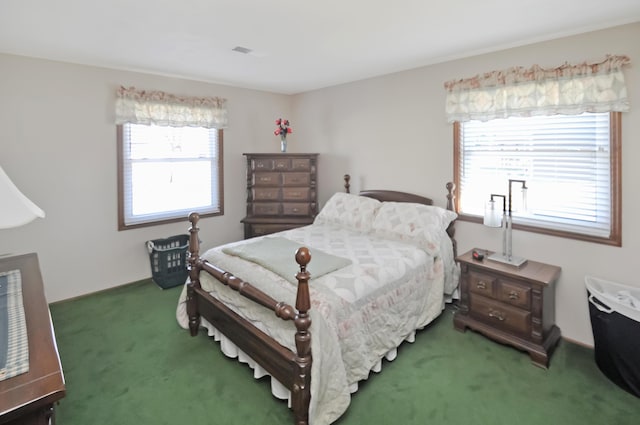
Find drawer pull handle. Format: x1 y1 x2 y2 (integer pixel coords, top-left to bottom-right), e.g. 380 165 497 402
290 191 301 196
260 177 271 182
488 309 505 321
292 208 299 212
476 281 487 290
508 291 519 300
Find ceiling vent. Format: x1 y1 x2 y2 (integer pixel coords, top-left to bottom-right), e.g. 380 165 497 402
232 46 252 54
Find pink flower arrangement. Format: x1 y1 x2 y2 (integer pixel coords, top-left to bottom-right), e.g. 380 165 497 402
274 118 293 140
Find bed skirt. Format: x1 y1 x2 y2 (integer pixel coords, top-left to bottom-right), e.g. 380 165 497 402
176 283 449 416
196 314 417 406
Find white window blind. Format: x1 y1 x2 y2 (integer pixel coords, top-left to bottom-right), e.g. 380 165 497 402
121 123 221 227
458 112 612 238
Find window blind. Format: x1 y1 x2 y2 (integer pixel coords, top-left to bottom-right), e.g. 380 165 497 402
459 112 612 238
122 123 221 226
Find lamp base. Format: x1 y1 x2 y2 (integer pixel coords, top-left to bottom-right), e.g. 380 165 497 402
487 252 528 268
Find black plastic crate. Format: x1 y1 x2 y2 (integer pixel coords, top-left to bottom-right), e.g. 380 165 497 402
146 234 190 289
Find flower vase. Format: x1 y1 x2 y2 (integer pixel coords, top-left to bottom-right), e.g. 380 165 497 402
280 138 287 153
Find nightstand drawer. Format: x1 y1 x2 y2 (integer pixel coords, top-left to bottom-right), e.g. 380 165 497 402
470 294 531 336
469 271 496 297
498 280 531 309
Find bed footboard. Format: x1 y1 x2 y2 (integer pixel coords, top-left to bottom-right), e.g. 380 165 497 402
186 212 312 425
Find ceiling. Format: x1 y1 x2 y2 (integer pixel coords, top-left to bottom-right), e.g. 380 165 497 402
1 0 639 95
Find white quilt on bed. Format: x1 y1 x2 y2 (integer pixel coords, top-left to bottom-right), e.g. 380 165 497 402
176 223 449 425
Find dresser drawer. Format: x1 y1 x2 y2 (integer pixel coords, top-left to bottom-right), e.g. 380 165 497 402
498 279 531 309
253 188 280 201
291 158 311 171
470 294 531 336
253 172 280 186
252 203 280 216
274 158 290 170
250 223 301 237
253 158 274 171
282 173 310 186
283 203 310 216
468 271 496 297
282 187 310 201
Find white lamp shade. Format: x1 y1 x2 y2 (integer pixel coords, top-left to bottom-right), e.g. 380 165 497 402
0 166 45 229
483 199 503 227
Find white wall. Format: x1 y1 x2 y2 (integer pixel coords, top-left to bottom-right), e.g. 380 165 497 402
0 54 291 301
1 23 638 346
292 22 640 346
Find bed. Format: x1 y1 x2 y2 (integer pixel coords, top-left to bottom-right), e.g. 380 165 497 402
176 178 458 425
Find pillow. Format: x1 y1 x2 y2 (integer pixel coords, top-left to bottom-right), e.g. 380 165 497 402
371 202 458 254
373 202 457 229
314 192 381 232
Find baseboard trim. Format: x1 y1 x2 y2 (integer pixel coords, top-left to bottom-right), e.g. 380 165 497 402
49 278 154 306
561 335 594 350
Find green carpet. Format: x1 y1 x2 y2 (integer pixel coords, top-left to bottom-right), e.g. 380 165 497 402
49 280 639 425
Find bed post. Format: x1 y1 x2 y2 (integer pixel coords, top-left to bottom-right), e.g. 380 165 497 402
344 174 350 193
187 212 202 337
292 247 312 425
445 182 457 257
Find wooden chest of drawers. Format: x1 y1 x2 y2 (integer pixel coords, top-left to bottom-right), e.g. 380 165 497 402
241 153 318 239
453 249 561 368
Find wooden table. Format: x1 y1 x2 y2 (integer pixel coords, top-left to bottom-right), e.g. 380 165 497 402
0 253 65 424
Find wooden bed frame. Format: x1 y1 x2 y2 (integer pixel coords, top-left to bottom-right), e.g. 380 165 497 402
185 176 456 425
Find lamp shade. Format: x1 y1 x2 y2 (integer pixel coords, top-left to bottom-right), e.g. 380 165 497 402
483 199 502 227
0 166 45 229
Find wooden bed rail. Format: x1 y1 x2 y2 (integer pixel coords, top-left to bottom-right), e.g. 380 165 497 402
186 212 312 425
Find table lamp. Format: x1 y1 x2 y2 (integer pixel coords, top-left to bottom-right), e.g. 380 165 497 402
0 165 45 230
483 179 527 267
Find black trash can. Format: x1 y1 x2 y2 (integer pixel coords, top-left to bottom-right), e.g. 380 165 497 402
586 275 640 398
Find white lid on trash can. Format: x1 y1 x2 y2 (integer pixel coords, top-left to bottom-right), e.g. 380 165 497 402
585 275 640 323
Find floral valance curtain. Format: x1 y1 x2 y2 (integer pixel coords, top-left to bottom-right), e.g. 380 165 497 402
115 86 228 128
444 55 631 123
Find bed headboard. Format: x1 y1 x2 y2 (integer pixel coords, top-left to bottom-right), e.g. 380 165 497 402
342 174 457 256
343 174 449 207
358 190 433 205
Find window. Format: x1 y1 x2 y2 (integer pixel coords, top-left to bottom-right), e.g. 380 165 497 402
454 112 621 246
117 124 223 229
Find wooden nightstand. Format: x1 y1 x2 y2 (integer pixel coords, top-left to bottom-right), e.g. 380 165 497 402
453 249 561 368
